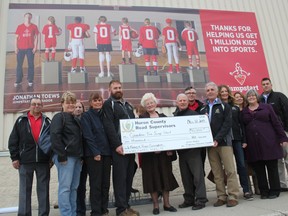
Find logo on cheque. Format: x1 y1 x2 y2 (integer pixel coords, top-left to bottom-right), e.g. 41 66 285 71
121 121 134 132
229 62 251 85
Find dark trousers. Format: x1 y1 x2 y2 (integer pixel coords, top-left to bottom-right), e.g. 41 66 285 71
77 161 88 215
178 148 207 204
232 140 250 193
86 155 111 216
18 163 50 216
112 152 135 215
250 159 281 196
16 48 35 83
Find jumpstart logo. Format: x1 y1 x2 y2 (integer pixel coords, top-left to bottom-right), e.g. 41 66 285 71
229 62 251 85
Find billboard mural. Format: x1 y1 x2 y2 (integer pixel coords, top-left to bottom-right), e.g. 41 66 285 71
4 4 269 112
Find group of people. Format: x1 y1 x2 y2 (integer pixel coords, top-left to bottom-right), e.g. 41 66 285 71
15 12 200 87
8 78 288 216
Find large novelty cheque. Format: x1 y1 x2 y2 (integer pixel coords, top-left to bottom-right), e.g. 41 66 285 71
120 115 214 154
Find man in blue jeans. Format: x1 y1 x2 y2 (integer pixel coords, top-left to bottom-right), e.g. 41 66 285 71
8 98 51 216
15 12 39 87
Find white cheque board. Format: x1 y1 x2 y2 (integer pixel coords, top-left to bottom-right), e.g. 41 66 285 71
120 115 214 154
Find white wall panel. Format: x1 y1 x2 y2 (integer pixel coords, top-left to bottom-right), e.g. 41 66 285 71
1 0 288 150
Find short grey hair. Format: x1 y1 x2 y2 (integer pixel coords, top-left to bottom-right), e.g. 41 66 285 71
246 89 260 103
205 82 218 92
141 93 157 107
176 93 188 101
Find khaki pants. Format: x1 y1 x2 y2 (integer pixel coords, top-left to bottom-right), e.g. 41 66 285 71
208 146 239 201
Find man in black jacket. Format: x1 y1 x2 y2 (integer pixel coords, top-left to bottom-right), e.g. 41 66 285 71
174 94 208 210
8 98 51 216
260 77 288 190
102 80 139 216
184 86 206 174
200 82 239 207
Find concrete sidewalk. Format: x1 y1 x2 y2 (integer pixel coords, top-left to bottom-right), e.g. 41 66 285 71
1 154 288 216
2 192 288 216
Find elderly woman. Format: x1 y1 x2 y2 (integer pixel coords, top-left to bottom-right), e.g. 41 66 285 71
241 89 288 199
218 85 253 200
81 92 111 216
51 91 83 216
140 93 178 215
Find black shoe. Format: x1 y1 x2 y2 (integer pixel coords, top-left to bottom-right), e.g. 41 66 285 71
268 195 278 199
178 202 193 208
146 71 151 76
192 203 205 210
153 208 159 215
153 70 158 76
260 195 268 199
163 205 177 212
131 188 139 193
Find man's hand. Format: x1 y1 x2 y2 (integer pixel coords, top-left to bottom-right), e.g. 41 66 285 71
213 140 218 147
242 143 248 148
116 145 124 155
94 155 101 161
12 160 20 169
32 48 37 54
15 48 19 54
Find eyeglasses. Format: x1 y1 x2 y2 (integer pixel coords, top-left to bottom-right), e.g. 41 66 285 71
31 103 42 106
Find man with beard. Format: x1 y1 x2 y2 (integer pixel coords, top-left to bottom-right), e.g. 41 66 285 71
102 80 139 216
174 94 208 210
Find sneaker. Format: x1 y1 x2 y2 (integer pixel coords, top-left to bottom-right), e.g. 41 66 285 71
197 66 200 69
213 199 226 207
121 60 126 64
14 82 22 87
188 66 193 70
129 59 133 64
107 72 114 77
146 71 151 76
127 208 139 216
71 67 76 73
226 199 238 207
244 192 254 201
98 72 104 77
28 82 33 87
168 70 173 73
153 70 158 76
80 67 86 73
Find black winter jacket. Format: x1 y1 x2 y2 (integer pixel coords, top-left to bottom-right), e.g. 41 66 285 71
102 97 135 150
81 108 111 157
260 90 288 132
51 112 83 162
199 99 232 146
173 108 199 154
230 104 245 142
8 113 51 164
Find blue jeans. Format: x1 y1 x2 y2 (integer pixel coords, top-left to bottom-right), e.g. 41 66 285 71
232 140 250 193
53 155 82 216
16 48 35 83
